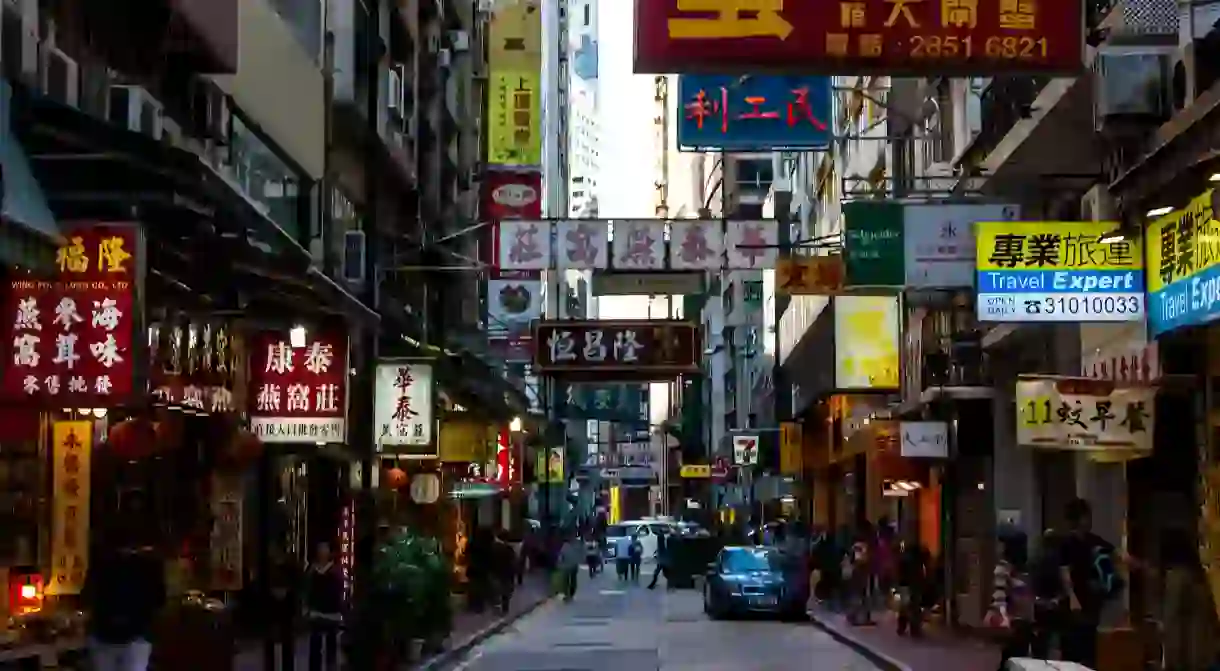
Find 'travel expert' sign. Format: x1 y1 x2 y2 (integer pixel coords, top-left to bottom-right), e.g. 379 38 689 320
975 221 1144 323
634 0 1085 75
1144 189 1220 337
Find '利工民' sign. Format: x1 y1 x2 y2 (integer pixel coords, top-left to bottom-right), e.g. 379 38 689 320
677 75 832 150
974 221 1144 323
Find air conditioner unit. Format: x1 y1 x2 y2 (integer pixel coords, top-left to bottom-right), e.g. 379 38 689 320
1093 45 1173 134
108 85 163 140
438 48 452 68
386 65 404 113
448 30 469 52
41 48 79 108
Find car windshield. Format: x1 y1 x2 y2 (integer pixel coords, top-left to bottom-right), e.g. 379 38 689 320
605 524 627 538
723 548 780 573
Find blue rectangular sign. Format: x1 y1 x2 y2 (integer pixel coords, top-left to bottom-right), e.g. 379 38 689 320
677 75 832 151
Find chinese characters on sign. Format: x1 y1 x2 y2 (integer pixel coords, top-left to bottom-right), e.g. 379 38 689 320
678 75 832 150
611 220 667 270
209 474 243 591
1144 189 1220 337
902 202 1019 288
4 227 139 406
247 332 348 443
634 0 1083 75
775 256 845 295
497 220 553 271
48 421 91 595
487 0 542 165
669 221 724 270
1015 379 1155 454
975 221 1145 323
534 320 700 380
556 220 610 269
373 361 435 455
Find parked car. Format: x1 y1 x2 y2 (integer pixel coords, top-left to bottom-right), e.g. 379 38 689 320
703 546 808 621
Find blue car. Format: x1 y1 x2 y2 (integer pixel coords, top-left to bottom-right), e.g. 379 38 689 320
703 546 808 621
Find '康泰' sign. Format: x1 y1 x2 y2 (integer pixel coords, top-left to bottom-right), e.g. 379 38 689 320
677 75 832 150
248 331 348 443
635 0 1084 76
535 320 700 381
975 221 1144 323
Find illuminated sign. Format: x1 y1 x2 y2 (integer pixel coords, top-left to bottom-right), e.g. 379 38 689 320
1144 189 1220 337
635 0 1084 76
677 75 832 150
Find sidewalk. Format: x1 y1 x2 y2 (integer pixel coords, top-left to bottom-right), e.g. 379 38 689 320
808 605 1001 671
232 573 555 671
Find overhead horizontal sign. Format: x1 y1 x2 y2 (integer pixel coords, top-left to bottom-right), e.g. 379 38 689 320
1144 189 1220 337
535 320 700 381
1016 378 1154 454
975 221 1144 323
677 75 832 150
775 255 844 295
680 464 711 478
592 271 705 296
634 0 1085 76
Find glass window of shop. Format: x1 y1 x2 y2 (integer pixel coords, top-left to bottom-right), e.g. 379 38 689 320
229 114 307 241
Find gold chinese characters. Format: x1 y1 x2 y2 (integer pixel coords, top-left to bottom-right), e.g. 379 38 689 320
56 235 133 274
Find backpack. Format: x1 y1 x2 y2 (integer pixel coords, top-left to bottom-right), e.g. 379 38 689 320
1091 545 1125 600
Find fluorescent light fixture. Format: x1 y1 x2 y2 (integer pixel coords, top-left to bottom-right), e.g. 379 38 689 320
1210 173 1220 182
1097 231 1126 244
289 325 307 348
92 408 107 418
77 409 92 416
1147 206 1173 217
509 416 523 433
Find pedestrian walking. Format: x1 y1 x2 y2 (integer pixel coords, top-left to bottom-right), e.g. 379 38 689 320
628 533 644 581
1058 498 1133 668
584 535 602 577
895 529 930 638
845 523 875 626
991 529 1035 670
304 542 343 671
614 532 632 580
558 533 584 601
83 526 165 671
266 548 302 671
493 531 518 613
647 532 671 590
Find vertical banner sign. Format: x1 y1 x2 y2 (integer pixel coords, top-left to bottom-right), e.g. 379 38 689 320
4 225 140 405
975 221 1144 323
373 361 436 457
834 295 900 389
487 0 542 166
1015 379 1155 453
496 429 516 489
338 499 354 606
481 169 543 361
1144 189 1220 336
780 422 803 475
248 331 348 443
536 446 564 483
49 420 91 595
209 473 244 591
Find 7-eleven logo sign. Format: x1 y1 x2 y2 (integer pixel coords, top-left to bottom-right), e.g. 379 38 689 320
733 435 759 466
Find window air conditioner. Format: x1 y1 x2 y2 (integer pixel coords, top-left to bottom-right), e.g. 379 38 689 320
448 30 469 52
1093 45 1174 134
41 48 79 108
108 85 163 140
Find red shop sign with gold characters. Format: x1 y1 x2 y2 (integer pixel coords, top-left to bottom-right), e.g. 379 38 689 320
3 225 141 406
247 330 349 443
633 0 1084 76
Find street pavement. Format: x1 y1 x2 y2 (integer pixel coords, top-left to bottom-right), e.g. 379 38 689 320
443 568 882 671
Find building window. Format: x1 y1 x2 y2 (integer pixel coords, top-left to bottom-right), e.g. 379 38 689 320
229 113 307 240
583 3 591 26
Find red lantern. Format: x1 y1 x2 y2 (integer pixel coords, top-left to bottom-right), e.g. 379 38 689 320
219 429 263 470
384 467 408 489
107 419 157 460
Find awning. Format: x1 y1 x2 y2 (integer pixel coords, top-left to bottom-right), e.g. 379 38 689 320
0 78 59 269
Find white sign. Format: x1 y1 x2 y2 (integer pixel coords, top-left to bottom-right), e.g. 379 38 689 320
486 278 542 336
1080 324 1160 384
611 220 666 270
373 362 434 449
497 220 552 270
251 417 346 442
900 421 949 458
733 434 759 466
904 203 1018 288
1015 379 1155 452
669 220 724 270
556 219 610 269
725 220 779 269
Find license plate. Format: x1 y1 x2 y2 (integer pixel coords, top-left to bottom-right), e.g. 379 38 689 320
750 595 777 606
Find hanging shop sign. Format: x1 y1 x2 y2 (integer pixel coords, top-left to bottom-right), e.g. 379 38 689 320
248 330 348 443
733 434 759 466
834 295 900 389
373 360 435 456
486 0 541 166
1015 378 1154 453
148 322 238 413
556 219 610 270
775 255 845 295
338 500 354 605
559 383 649 422
780 422 803 475
496 428 520 488
536 446 565 483
677 75 832 150
903 203 1020 288
48 420 91 595
1145 189 1220 337
668 220 723 270
486 277 542 338
680 463 711 478
482 168 542 282
975 221 1144 323
899 421 949 458
209 474 244 591
534 319 700 380
724 220 780 269
610 220 668 270
438 415 494 463
633 0 1085 76
3 225 141 406
844 201 905 286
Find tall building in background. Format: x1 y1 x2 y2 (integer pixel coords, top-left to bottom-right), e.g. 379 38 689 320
567 0 600 218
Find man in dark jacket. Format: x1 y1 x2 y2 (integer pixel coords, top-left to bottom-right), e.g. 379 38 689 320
84 534 166 671
305 542 343 671
267 548 302 671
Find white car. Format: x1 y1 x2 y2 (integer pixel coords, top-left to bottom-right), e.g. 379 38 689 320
606 519 676 560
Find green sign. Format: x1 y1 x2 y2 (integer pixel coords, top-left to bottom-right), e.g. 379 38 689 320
843 201 904 286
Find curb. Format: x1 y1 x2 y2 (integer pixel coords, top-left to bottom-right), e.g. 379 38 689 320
412 592 559 671
807 611 913 671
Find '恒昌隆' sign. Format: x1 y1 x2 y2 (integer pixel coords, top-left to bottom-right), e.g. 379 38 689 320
248 331 348 443
975 221 1144 323
635 0 1085 76
1016 378 1154 454
677 75 832 150
535 320 700 381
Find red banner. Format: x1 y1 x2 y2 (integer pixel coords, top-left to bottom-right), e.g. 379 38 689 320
2 225 139 406
481 169 542 281
635 0 1084 75
247 330 348 443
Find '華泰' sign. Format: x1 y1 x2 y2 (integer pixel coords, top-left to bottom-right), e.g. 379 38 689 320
1143 189 1220 337
248 331 348 443
677 75 832 150
634 0 1084 76
1015 378 1154 454
3 225 140 406
373 360 436 457
975 221 1144 323
535 320 700 381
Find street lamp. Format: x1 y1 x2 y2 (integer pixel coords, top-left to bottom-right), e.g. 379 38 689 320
289 325 307 348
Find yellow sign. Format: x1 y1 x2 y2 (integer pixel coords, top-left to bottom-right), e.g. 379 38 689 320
680 464 711 478
487 0 541 166
49 421 92 596
834 296 900 389
780 422 803 475
1145 189 1219 294
776 256 845 295
536 446 564 483
975 221 1141 272
439 417 494 463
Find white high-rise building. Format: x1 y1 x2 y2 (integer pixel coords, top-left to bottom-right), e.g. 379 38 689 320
566 0 599 218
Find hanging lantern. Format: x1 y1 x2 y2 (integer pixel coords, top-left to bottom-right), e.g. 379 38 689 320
409 472 441 504
219 429 263 470
384 466 409 490
107 418 158 460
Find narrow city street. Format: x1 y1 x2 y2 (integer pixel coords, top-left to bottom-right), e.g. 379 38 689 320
443 568 881 671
